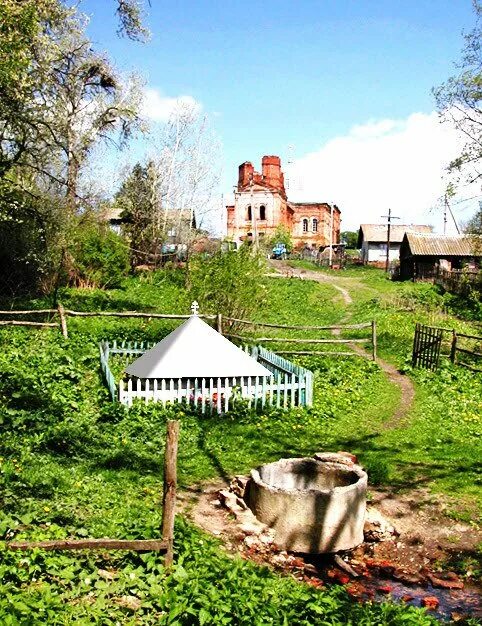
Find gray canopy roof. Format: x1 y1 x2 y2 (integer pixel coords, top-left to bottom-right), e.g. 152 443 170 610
125 315 272 379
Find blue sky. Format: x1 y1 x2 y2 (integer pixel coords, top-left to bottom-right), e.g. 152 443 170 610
81 0 478 231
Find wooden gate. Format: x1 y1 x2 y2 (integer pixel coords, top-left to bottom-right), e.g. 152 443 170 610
412 323 443 370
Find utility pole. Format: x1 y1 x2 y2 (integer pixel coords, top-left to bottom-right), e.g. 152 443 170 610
445 195 460 234
443 194 448 235
249 174 258 249
381 208 400 273
328 203 334 268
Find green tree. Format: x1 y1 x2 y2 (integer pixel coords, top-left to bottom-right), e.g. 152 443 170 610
115 0 149 41
0 0 142 294
38 18 141 211
0 0 64 177
268 224 293 252
189 246 267 325
434 1 482 183
114 162 160 268
69 220 129 288
464 207 482 234
341 230 358 249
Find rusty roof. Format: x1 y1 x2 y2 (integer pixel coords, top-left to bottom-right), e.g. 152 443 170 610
403 232 482 256
358 224 433 245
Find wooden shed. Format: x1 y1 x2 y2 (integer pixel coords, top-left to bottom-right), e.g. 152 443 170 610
399 232 482 281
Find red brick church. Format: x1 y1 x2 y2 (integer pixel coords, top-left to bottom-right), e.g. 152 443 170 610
226 155 340 249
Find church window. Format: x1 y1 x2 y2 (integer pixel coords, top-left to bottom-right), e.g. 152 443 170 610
302 218 308 232
259 205 266 220
312 218 318 232
247 205 252 220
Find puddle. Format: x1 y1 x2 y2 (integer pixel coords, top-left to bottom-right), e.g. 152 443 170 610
303 554 482 621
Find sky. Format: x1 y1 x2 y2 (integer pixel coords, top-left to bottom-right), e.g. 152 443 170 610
80 0 480 233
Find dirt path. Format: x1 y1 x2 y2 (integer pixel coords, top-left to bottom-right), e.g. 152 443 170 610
269 261 414 426
267 263 353 305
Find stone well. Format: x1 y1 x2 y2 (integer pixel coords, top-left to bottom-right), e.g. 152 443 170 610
245 455 367 553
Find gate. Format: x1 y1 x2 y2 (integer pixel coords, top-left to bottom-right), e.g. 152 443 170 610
412 323 443 370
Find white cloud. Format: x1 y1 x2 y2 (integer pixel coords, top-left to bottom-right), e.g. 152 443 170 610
141 88 201 122
288 112 479 232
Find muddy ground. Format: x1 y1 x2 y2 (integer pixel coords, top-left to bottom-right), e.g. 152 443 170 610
179 479 482 622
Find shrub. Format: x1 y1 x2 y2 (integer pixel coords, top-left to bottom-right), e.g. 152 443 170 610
69 223 129 289
188 245 267 323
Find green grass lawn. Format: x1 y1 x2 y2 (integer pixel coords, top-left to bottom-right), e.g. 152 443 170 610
0 267 480 624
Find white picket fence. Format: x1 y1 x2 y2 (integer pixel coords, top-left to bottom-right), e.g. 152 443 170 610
100 341 313 412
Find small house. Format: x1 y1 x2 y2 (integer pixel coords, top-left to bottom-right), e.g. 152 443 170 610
399 232 482 280
357 224 433 265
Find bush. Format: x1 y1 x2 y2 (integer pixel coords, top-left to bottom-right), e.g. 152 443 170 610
69 223 129 289
189 245 267 322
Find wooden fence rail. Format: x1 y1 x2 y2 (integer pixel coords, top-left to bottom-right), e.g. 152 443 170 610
434 268 481 296
65 310 216 320
226 335 368 344
0 307 377 361
223 317 372 331
6 420 179 561
225 319 377 361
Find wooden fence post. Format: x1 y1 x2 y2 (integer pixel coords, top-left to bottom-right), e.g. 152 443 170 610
162 420 180 569
450 330 457 364
371 320 377 362
57 303 68 339
216 313 223 335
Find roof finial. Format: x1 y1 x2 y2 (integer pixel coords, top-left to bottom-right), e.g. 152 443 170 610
191 301 199 316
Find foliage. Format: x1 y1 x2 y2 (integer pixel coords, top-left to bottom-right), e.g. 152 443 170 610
464 207 482 235
268 224 293 252
0 0 143 296
116 0 149 41
33 10 141 212
341 230 358 249
0 179 71 296
69 221 130 289
189 246 268 322
115 162 160 267
0 267 481 622
0 0 64 177
443 288 482 321
115 103 221 269
433 0 482 183
0 518 442 625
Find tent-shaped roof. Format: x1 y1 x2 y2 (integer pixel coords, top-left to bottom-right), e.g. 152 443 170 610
125 315 273 379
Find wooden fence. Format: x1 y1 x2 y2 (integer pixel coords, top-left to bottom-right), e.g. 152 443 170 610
412 323 443 370
0 307 377 361
412 323 482 372
222 317 377 361
433 268 481 296
0 307 215 339
101 341 313 411
6 420 179 566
